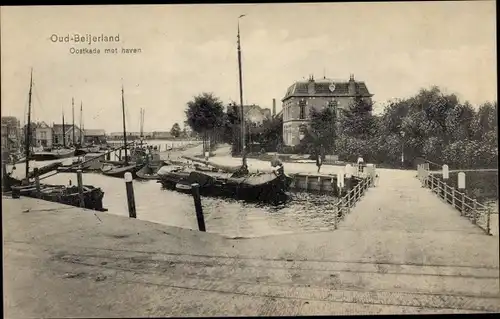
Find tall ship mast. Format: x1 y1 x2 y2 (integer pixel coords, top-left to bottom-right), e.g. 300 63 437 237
72 98 75 146
80 101 84 145
62 109 66 147
237 15 246 160
121 85 128 165
24 68 33 180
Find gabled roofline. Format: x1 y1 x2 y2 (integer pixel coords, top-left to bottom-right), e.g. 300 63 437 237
282 93 374 102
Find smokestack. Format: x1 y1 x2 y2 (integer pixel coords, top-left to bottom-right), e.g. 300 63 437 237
348 73 356 95
272 98 276 116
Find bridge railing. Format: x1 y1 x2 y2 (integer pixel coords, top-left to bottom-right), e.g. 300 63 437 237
417 164 492 235
334 174 373 229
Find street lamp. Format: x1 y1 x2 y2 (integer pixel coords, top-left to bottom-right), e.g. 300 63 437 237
400 130 405 168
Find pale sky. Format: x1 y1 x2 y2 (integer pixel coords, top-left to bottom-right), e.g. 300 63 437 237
1 2 496 133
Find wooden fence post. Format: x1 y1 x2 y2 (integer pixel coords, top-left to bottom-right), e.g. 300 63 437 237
452 188 456 208
124 172 136 218
461 192 465 216
472 199 478 224
77 169 85 208
486 207 491 235
444 183 448 203
191 183 206 232
34 168 40 198
334 199 340 229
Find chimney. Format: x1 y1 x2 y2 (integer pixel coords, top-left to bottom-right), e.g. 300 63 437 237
308 74 316 94
348 74 356 96
272 98 276 116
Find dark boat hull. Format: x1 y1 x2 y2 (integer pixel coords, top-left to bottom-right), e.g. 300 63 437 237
136 161 169 180
158 170 292 204
101 163 145 179
32 150 75 161
10 183 106 211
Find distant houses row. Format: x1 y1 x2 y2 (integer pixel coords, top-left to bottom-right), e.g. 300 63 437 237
1 116 180 152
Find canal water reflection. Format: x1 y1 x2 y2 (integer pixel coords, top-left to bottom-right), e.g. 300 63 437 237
8 160 340 238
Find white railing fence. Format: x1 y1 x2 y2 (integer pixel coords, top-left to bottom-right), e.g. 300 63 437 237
417 164 492 236
334 174 374 229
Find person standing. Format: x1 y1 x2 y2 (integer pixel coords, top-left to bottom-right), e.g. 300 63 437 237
357 155 365 174
316 145 325 173
316 152 322 173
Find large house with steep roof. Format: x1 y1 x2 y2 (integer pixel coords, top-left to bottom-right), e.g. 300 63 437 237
281 74 373 146
34 121 53 148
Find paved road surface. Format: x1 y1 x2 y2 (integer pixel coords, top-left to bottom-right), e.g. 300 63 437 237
3 177 499 318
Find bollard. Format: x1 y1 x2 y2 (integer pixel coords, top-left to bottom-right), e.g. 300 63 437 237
318 176 322 192
34 168 41 198
12 186 20 199
77 169 85 208
124 172 136 218
191 183 206 232
305 176 309 191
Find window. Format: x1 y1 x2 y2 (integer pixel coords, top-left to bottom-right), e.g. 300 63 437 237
299 100 306 119
328 99 338 114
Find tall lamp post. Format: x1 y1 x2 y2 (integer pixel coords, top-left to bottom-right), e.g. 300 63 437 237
400 130 405 168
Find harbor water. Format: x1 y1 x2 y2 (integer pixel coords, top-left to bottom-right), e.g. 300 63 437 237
6 142 340 238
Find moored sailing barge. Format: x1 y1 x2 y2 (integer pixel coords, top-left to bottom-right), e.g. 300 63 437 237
158 168 292 204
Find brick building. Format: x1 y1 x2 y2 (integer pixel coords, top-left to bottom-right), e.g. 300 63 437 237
1 116 21 153
281 74 373 146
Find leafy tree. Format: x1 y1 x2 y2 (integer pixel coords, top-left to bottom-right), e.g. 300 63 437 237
185 93 225 153
170 122 181 138
308 106 337 154
222 103 242 154
472 102 497 140
338 96 375 138
260 116 283 152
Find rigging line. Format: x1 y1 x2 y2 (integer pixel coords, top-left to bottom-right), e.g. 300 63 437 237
32 82 46 124
91 107 106 120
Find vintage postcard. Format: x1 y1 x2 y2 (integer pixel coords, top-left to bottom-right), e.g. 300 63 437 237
1 2 498 317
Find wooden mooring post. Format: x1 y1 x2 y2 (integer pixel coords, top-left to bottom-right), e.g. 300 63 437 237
191 183 206 232
472 199 478 224
486 207 492 235
1 160 7 192
34 167 41 198
124 172 137 218
77 169 85 208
